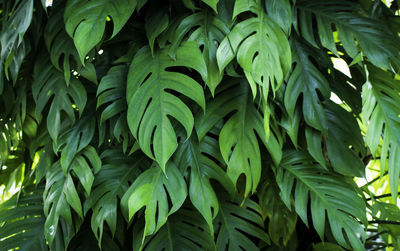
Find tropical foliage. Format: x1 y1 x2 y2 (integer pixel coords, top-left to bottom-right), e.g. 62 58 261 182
0 0 400 250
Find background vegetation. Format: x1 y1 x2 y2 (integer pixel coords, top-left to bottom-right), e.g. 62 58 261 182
0 0 400 250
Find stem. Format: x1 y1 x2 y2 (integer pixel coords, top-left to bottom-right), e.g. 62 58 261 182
369 220 400 225
362 171 388 188
366 231 388 241
366 193 397 201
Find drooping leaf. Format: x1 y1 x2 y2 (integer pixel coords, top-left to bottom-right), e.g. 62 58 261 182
259 174 297 246
325 102 365 177
174 132 234 234
126 42 207 171
296 0 400 69
64 0 140 63
32 56 87 142
284 37 330 132
217 0 291 98
138 205 215 251
84 149 149 246
169 9 230 94
120 162 187 243
44 147 100 245
0 188 47 251
58 115 96 172
362 65 400 199
276 150 367 250
44 2 81 85
214 193 270 250
196 78 282 196
0 0 33 63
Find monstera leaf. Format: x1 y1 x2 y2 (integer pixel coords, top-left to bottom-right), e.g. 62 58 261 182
276 151 367 250
137 205 215 251
196 78 282 196
84 149 149 246
284 38 330 132
44 3 81 85
64 0 142 63
259 174 297 246
362 65 400 199
44 147 101 246
217 0 291 98
169 9 230 94
0 0 33 62
32 57 87 142
0 188 47 251
120 162 187 244
174 132 234 234
296 0 400 69
214 194 270 250
126 42 207 170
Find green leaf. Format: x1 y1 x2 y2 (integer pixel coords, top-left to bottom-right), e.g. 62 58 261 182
217 0 291 98
138 205 215 251
45 3 81 85
64 0 139 63
214 194 270 250
0 0 33 61
277 151 367 250
362 65 400 199
120 162 187 243
169 10 230 94
84 149 149 246
33 57 87 142
145 5 169 55
312 242 344 251
43 147 100 245
259 175 297 246
58 115 96 172
296 0 400 69
44 163 82 246
265 0 293 34
126 42 207 171
325 102 365 177
197 79 282 196
202 0 219 12
0 189 47 251
174 132 234 234
284 38 330 132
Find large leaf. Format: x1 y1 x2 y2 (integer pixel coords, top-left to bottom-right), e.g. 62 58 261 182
43 147 101 246
276 151 367 250
120 162 187 244
0 0 33 62
284 38 330 132
174 132 234 234
64 0 141 63
259 174 297 246
214 194 270 250
325 102 365 177
58 115 96 172
126 42 207 170
32 57 87 142
44 2 81 85
362 65 400 199
169 9 230 94
137 205 215 251
0 188 47 251
296 0 400 69
84 149 149 246
196 78 282 196
217 0 291 98
97 63 136 152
